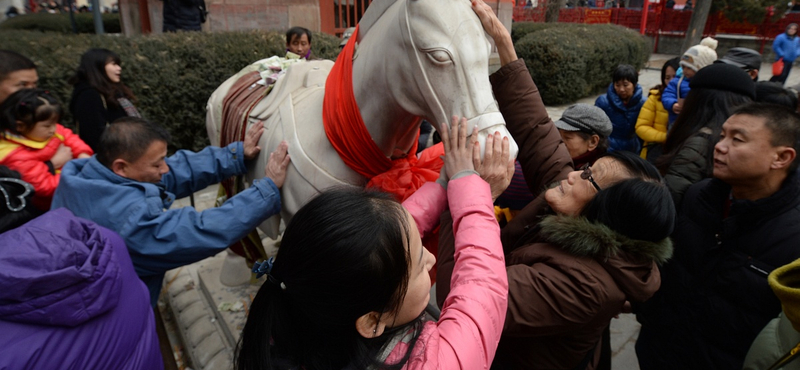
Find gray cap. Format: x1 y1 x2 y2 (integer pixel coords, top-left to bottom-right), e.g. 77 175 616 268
340 27 356 47
554 104 612 137
715 47 762 71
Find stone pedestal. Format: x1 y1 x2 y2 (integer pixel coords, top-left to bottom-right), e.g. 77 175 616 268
162 256 234 370
162 232 279 369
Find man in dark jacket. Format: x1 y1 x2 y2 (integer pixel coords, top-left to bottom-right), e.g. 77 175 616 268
162 0 207 32
636 103 800 369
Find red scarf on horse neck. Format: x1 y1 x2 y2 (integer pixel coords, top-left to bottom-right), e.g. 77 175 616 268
323 25 443 202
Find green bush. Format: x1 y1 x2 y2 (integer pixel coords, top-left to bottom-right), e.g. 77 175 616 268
510 22 572 44
0 30 342 151
514 23 650 105
0 13 121 34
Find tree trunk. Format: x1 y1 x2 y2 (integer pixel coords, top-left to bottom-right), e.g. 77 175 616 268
680 0 712 52
545 0 566 22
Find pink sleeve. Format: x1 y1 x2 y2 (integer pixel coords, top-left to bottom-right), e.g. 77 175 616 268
402 181 447 237
57 124 93 157
432 175 508 369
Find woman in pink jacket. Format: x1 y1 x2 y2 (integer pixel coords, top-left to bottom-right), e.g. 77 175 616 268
235 114 510 370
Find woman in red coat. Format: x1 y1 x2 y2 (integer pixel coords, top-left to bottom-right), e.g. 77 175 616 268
0 88 92 210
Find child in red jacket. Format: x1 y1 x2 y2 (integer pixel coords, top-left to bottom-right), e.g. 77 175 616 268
0 88 92 210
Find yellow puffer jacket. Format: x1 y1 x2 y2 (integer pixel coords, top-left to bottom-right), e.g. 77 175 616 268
635 89 669 159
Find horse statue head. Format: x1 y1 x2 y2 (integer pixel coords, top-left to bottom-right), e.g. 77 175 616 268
351 0 519 159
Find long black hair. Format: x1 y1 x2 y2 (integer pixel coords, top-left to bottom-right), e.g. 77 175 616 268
656 87 752 175
236 188 425 370
68 48 135 108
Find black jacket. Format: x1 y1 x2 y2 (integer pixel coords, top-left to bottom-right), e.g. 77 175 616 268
69 81 128 152
635 176 800 370
162 0 205 32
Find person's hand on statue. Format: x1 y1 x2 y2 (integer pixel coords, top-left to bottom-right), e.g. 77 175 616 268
50 144 73 169
471 0 517 66
474 130 515 201
441 116 478 180
244 121 265 161
265 140 291 189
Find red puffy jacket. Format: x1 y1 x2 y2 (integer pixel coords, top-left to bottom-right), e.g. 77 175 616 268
0 124 93 210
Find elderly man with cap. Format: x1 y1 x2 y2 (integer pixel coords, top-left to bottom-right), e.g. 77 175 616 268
494 104 612 218
555 103 614 169
494 104 613 221
715 47 762 81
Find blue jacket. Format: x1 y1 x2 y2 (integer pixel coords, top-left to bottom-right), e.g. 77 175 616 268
52 143 282 305
773 32 800 63
595 83 645 153
662 75 691 125
0 209 162 370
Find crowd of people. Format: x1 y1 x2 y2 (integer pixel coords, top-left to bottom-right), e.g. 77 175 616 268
3 0 800 369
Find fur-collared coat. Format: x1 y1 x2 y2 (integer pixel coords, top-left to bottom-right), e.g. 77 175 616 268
495 215 672 369
437 59 673 370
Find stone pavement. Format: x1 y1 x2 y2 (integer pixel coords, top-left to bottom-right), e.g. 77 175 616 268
163 53 800 370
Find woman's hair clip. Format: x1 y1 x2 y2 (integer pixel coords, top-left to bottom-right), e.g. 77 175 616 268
252 257 287 290
252 257 275 279
0 177 34 212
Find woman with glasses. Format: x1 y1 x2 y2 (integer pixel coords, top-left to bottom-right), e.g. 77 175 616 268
436 4 676 369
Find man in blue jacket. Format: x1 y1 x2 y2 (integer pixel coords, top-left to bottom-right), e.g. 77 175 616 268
52 117 290 305
771 23 800 85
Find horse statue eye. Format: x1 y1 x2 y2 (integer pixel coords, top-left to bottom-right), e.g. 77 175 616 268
426 50 452 65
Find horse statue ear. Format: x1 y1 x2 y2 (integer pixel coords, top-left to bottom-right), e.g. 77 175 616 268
356 0 399 38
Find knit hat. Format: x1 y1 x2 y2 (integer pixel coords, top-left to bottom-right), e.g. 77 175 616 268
554 104 613 137
689 63 756 99
769 258 800 332
680 37 718 72
715 47 762 71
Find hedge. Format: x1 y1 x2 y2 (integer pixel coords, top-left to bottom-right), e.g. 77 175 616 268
0 23 648 149
0 13 122 34
0 30 342 151
513 22 650 105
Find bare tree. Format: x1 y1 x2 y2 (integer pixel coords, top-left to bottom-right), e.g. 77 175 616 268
680 0 711 52
546 0 567 22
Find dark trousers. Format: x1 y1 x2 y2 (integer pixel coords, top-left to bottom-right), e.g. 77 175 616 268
770 59 793 84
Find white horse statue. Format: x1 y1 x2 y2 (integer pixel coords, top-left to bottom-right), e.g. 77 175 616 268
206 0 519 243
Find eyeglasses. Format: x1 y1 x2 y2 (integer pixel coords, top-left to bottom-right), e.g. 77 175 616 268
580 163 602 192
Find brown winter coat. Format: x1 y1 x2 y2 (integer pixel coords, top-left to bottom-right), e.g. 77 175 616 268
436 59 672 370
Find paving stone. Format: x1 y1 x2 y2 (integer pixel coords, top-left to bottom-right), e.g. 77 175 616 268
186 318 217 348
192 333 228 368
203 350 234 370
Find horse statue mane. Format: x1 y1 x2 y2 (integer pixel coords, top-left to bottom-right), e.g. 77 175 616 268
206 0 518 261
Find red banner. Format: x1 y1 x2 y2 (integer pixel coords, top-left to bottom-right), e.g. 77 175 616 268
584 9 612 24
